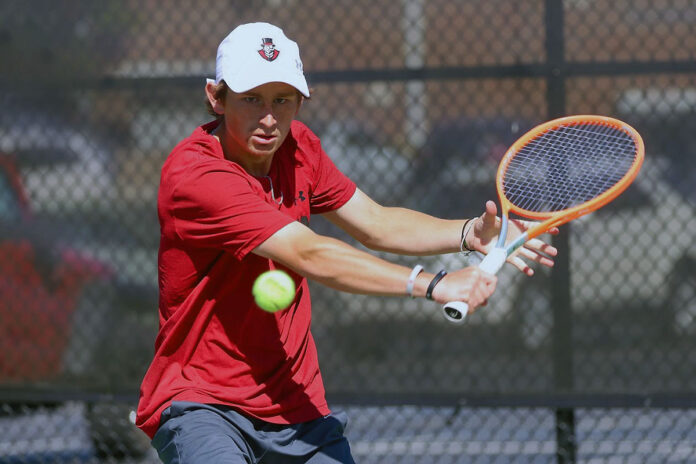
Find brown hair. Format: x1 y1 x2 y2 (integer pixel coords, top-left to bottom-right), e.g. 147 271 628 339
205 81 228 119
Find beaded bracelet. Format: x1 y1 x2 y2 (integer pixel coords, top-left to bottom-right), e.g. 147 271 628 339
460 218 476 254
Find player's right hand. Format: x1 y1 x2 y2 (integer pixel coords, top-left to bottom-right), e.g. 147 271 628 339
430 267 497 312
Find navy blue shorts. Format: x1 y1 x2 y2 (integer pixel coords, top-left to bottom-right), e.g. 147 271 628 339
151 402 355 464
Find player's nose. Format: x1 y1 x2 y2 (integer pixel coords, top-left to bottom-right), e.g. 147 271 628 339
259 112 277 128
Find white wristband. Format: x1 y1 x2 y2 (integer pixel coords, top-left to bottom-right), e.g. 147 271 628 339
406 264 424 298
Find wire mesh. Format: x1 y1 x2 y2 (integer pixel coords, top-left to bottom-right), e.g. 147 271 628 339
0 0 695 462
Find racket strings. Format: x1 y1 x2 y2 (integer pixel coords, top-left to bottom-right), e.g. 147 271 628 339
502 123 638 213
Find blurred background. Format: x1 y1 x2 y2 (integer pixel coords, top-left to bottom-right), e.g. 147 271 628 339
1 0 695 462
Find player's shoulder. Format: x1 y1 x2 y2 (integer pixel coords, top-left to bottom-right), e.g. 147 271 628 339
166 122 229 166
161 122 245 189
168 121 221 158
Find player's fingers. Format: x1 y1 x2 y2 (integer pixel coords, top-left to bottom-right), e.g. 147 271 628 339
475 271 498 303
477 268 498 283
508 255 534 276
515 246 555 268
471 286 495 310
524 238 557 257
480 200 498 228
485 200 498 216
463 270 497 311
518 220 559 237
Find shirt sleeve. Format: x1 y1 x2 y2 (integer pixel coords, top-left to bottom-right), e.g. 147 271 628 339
308 135 357 214
168 162 294 260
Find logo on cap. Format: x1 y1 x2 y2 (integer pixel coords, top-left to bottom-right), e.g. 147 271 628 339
258 38 280 62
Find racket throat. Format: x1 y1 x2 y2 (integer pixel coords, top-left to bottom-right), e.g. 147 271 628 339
495 216 528 255
497 216 509 249
507 233 528 255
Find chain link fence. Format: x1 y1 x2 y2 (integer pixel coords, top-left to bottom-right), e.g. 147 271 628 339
1 0 695 462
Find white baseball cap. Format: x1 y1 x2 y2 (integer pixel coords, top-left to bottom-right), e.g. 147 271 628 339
207 22 310 97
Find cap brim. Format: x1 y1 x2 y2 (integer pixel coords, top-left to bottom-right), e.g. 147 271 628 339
227 75 310 98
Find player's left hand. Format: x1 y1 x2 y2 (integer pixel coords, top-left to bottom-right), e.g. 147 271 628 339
466 200 558 276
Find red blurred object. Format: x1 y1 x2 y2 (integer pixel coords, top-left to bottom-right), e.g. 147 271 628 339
0 154 110 381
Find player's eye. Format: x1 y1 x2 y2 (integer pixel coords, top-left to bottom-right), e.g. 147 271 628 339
243 96 259 104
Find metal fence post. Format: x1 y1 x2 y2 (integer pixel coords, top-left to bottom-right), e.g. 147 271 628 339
545 1 577 463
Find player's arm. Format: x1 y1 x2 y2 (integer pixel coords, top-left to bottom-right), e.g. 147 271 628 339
322 189 557 274
252 221 497 311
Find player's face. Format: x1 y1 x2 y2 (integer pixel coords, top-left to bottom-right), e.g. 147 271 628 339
219 82 301 165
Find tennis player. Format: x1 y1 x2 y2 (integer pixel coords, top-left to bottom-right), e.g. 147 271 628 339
136 22 557 464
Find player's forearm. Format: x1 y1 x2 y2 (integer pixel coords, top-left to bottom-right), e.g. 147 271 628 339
325 190 471 256
355 206 466 256
255 223 434 297
297 235 434 296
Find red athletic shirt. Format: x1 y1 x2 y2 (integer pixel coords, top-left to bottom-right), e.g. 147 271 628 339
136 120 356 439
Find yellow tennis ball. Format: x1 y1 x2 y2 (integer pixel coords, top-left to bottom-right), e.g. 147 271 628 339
252 270 296 313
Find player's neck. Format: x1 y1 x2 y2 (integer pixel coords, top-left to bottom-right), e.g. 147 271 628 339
234 154 273 177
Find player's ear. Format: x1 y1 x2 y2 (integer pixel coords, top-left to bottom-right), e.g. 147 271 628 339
294 91 304 116
205 80 226 115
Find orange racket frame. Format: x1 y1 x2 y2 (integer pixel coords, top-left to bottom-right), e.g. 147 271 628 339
442 115 644 324
498 115 645 241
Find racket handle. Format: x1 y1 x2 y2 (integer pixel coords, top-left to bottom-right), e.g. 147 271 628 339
441 248 508 323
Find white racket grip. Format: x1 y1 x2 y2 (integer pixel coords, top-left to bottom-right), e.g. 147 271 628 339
442 248 508 323
478 247 508 274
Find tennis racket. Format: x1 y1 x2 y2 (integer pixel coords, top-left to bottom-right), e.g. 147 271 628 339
443 115 644 323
